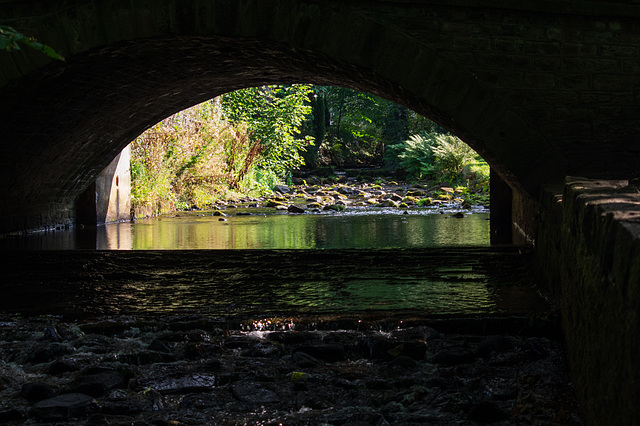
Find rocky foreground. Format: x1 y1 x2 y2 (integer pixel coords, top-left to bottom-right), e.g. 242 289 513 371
0 314 581 425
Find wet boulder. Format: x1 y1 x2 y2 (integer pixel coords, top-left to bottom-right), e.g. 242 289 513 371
26 343 73 364
116 350 178 365
0 408 25 423
292 351 324 368
389 326 439 341
474 335 513 358
30 393 97 422
266 330 319 345
294 344 346 363
287 205 306 214
360 336 427 361
20 382 55 402
66 368 126 397
433 348 475 365
467 401 510 423
138 373 217 395
274 185 291 194
231 381 280 404
47 359 80 375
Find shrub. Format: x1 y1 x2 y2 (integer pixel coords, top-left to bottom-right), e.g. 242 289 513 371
431 134 476 176
397 133 438 178
388 132 480 182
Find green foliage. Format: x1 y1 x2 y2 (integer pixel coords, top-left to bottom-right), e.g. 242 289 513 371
461 159 491 205
397 133 438 178
131 85 314 210
221 85 314 178
431 134 477 177
388 131 480 183
306 86 416 167
417 198 433 207
0 25 64 60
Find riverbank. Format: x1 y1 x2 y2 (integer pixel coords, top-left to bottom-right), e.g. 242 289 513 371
133 175 489 220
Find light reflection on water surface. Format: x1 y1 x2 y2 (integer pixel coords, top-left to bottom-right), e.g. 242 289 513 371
0 209 549 318
101 209 490 250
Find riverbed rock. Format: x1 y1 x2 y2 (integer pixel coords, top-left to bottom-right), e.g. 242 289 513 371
30 393 97 421
360 336 427 361
467 401 510 423
433 348 475 365
337 186 355 195
324 204 345 212
26 342 73 364
0 313 581 425
47 359 80 375
274 185 290 194
475 335 513 358
0 408 25 423
20 382 56 402
292 351 324 368
116 350 178 365
231 381 280 404
139 373 217 394
66 368 125 397
265 200 284 208
389 326 439 341
287 205 306 214
294 344 346 363
381 199 399 208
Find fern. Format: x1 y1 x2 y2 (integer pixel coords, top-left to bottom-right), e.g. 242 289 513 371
431 135 476 175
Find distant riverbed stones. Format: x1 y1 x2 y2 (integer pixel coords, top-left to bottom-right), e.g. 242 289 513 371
220 176 480 215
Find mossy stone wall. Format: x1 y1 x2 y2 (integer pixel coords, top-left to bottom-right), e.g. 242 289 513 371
537 177 640 425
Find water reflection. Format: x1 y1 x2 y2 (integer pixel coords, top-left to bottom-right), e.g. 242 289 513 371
0 210 490 250
111 210 489 250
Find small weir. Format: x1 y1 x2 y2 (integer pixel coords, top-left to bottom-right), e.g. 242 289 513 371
1 247 546 318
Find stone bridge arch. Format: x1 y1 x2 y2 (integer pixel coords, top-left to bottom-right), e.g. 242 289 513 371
0 0 597 234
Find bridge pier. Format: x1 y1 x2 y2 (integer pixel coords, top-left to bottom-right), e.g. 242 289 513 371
76 146 131 227
489 169 513 245
536 177 640 425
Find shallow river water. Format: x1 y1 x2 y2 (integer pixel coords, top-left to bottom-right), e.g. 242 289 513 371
0 209 579 425
3 207 490 250
0 207 549 319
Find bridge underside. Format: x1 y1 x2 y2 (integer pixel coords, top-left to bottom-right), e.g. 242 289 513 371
3 0 640 235
3 1 640 423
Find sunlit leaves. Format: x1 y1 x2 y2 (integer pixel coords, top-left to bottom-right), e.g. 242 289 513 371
0 25 65 60
221 85 314 178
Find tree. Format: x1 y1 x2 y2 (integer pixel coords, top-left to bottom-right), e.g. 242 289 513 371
307 86 414 167
221 85 314 180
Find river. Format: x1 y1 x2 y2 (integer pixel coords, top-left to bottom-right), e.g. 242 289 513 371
1 206 490 250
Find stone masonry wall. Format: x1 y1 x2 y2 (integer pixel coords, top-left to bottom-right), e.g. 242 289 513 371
536 177 640 425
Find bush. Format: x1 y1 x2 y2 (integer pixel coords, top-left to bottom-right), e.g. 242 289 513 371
431 134 476 176
397 133 438 178
387 132 480 182
131 85 314 211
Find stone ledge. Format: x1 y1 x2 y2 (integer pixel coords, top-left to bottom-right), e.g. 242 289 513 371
536 176 640 426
